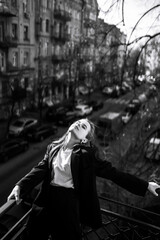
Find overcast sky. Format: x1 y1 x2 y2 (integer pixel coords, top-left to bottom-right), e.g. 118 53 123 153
97 0 160 42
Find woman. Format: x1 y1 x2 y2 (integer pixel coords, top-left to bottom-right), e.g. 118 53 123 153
8 118 160 240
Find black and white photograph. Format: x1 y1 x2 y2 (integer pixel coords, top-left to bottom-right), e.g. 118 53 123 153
1 0 160 239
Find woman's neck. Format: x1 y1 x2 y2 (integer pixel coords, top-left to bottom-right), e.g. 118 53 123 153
64 131 79 150
64 140 78 150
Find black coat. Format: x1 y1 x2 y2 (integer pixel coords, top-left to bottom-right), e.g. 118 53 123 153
17 144 148 229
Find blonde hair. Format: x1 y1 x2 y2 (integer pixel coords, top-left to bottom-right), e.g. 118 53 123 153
52 118 95 147
85 118 95 141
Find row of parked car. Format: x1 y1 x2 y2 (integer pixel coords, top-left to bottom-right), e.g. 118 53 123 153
121 98 141 124
0 117 58 162
121 84 157 124
144 129 160 161
8 117 58 140
0 98 104 163
46 99 104 125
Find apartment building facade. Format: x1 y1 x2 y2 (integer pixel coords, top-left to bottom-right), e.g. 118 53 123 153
0 0 125 119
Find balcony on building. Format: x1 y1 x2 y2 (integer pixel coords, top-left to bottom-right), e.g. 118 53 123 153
5 62 34 74
53 9 71 22
0 1 17 17
0 35 18 49
84 17 96 29
52 53 68 63
51 31 70 43
81 36 95 46
79 54 92 63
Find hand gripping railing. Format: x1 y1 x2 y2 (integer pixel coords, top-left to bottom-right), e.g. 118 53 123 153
1 196 160 240
0 200 32 240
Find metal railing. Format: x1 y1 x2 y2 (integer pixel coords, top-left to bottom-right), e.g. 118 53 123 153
0 196 160 240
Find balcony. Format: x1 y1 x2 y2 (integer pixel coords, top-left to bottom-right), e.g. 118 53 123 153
52 54 68 63
0 3 17 17
84 18 96 29
0 191 160 240
4 63 34 75
0 36 18 49
51 32 70 43
79 55 92 63
54 9 71 22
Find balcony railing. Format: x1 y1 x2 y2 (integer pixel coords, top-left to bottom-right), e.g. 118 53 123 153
52 54 68 63
0 36 18 49
1 193 160 240
51 32 70 42
54 9 71 22
0 1 17 17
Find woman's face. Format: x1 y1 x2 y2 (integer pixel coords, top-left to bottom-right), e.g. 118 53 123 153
68 119 91 141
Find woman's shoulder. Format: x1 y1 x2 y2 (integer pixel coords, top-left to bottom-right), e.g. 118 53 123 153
47 142 61 153
76 143 97 155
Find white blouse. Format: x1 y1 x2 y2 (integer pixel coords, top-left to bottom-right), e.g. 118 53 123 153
50 147 74 189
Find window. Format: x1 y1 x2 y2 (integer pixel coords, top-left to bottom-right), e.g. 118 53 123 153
0 52 5 71
11 0 17 7
40 18 43 31
23 51 29 66
2 81 7 95
47 0 50 8
12 24 18 39
24 77 28 89
12 52 18 66
20 78 25 88
0 23 3 42
23 0 28 13
44 42 49 56
31 0 34 11
24 26 29 40
46 19 49 32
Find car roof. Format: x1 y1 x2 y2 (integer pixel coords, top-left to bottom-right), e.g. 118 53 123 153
13 117 37 122
75 104 89 108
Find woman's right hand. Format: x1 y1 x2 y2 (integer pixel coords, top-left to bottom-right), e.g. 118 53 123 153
7 185 21 204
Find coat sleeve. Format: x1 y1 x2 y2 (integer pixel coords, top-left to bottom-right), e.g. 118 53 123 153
16 144 51 196
93 147 148 197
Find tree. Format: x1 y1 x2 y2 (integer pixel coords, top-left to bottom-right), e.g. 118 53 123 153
96 0 160 210
97 1 160 87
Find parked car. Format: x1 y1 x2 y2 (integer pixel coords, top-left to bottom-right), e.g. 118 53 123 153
127 98 141 115
26 124 58 142
56 111 78 126
9 117 38 137
102 86 115 96
121 111 132 124
43 96 61 107
86 100 104 111
144 130 160 161
74 98 86 105
46 106 69 122
0 138 29 162
78 86 89 95
74 104 93 117
121 103 136 124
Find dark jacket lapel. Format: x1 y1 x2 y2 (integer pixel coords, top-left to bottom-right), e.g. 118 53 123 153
71 147 81 192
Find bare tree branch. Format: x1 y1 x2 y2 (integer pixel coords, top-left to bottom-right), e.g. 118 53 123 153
128 4 160 43
133 32 160 82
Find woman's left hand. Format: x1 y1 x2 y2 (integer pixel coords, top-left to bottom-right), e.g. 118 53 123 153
148 181 160 196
